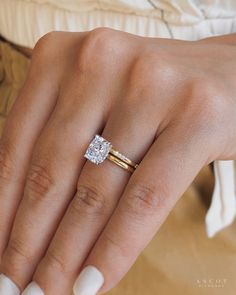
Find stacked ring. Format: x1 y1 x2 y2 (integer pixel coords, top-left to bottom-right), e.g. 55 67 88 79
84 135 139 173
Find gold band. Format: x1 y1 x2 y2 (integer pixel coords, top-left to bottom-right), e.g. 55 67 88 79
107 148 138 173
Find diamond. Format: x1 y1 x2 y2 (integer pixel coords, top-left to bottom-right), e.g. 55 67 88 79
84 135 112 165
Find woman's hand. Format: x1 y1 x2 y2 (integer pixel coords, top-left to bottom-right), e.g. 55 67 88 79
0 28 235 295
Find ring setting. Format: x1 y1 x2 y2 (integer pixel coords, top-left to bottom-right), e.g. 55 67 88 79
84 135 138 173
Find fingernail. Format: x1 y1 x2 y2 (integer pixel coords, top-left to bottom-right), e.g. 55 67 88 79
22 282 44 295
0 274 20 295
73 265 104 295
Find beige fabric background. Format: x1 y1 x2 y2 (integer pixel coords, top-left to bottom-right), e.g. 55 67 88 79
0 40 236 295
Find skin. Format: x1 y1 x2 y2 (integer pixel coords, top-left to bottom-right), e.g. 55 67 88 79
0 28 236 294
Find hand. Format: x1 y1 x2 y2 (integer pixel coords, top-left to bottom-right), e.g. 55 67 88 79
0 28 235 295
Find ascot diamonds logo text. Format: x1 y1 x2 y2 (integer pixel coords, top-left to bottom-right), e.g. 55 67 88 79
196 279 227 288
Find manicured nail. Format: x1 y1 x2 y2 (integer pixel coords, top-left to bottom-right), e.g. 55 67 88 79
73 265 104 295
0 274 20 295
22 282 44 295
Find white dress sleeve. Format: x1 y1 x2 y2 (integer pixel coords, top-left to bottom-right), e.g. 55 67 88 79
206 160 236 237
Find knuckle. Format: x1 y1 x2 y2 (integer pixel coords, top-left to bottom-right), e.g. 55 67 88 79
71 185 107 217
0 140 16 182
124 183 164 216
31 31 64 68
102 232 127 257
84 27 118 56
3 239 33 269
76 27 123 73
33 31 59 55
45 250 70 274
25 162 55 201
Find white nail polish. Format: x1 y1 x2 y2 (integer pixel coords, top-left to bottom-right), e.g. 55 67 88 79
0 274 20 295
73 265 104 295
22 282 44 295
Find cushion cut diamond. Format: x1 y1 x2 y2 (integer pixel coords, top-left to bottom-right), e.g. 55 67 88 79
84 135 112 165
